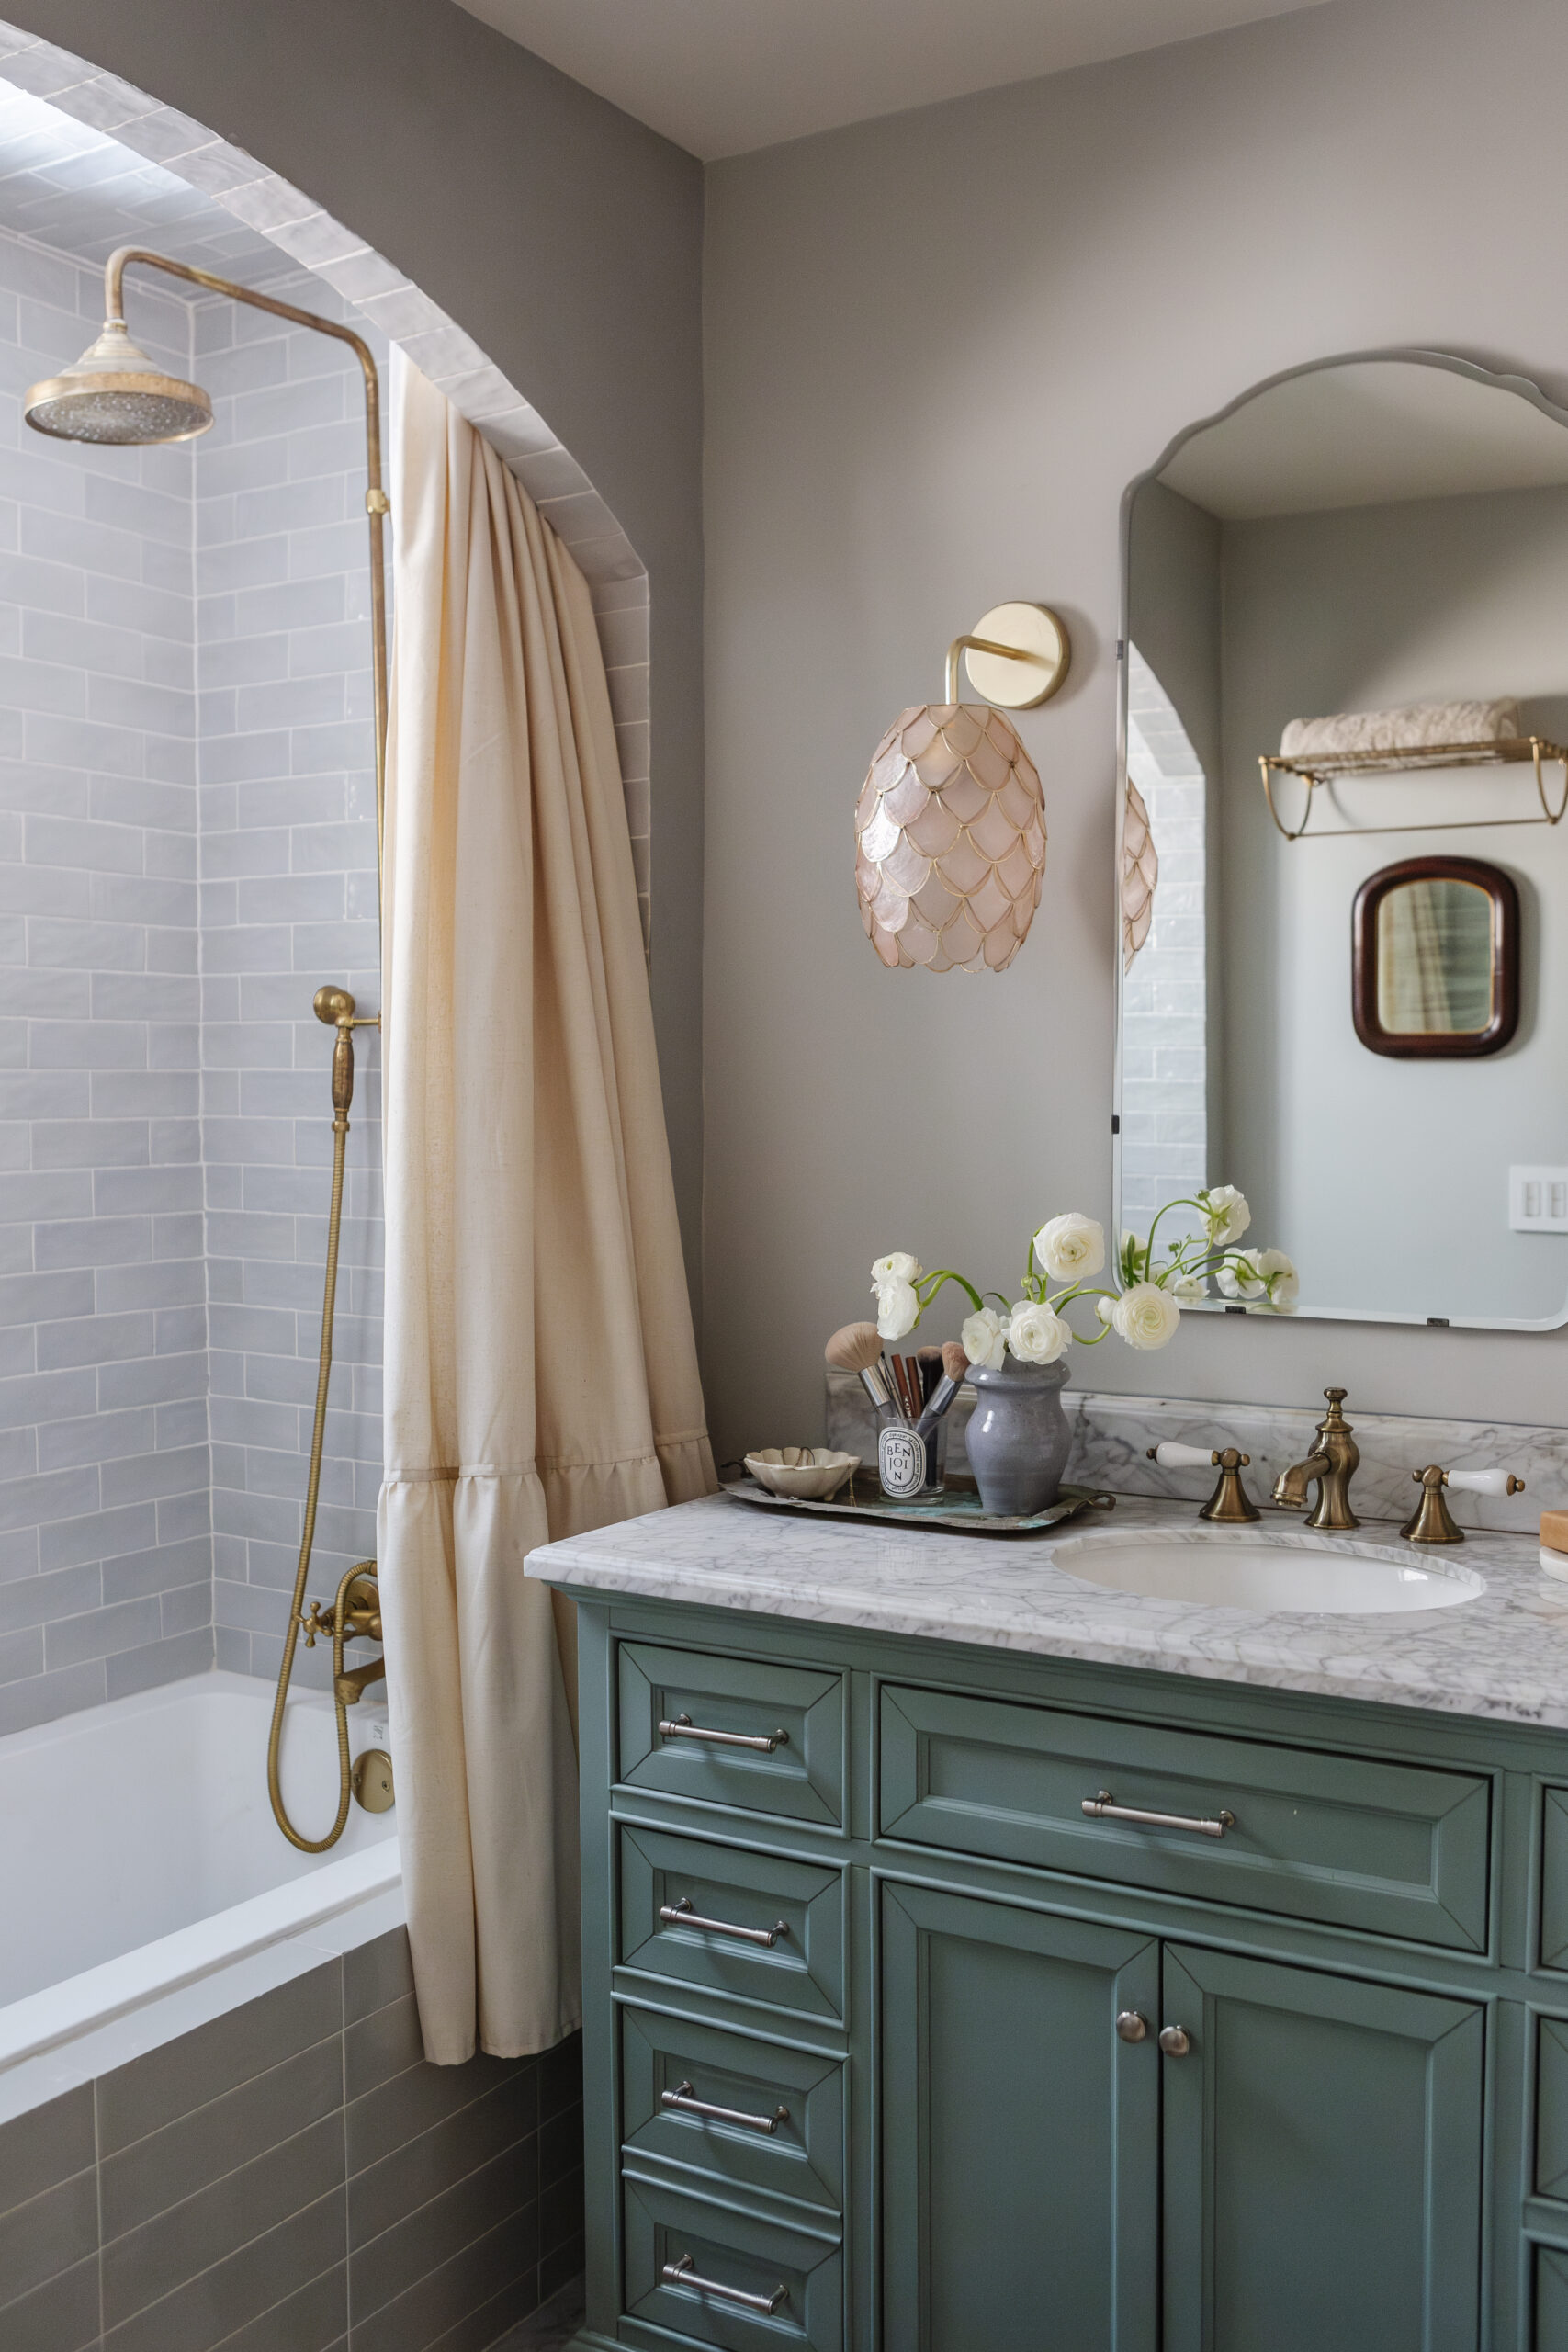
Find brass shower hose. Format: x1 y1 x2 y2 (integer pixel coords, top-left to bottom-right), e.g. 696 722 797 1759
265 990 385 1852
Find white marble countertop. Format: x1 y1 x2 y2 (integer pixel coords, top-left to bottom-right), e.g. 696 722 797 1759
525 1488 1568 1730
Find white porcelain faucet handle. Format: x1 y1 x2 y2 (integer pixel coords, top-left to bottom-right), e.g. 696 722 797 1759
1446 1467 1525 1498
1150 1442 1218 1471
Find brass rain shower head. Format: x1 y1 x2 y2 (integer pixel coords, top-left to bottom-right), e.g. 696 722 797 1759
24 316 213 445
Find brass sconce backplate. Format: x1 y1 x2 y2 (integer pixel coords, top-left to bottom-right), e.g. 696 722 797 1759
962 601 1070 708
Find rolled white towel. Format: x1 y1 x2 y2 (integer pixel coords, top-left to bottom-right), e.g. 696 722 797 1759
1280 698 1521 767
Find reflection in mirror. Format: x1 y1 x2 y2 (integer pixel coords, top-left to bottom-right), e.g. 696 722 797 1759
1353 855 1517 1058
1377 878 1491 1035
1119 355 1568 1326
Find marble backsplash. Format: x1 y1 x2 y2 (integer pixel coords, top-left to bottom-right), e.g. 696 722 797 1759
822 1369 1559 1535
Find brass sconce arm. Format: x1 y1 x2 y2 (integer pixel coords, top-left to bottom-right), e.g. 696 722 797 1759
945 633 1037 701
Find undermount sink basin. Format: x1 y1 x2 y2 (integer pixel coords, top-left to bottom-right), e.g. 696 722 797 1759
1051 1528 1485 1615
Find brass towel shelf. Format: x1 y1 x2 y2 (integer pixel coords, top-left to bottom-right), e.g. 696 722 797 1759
1259 735 1568 842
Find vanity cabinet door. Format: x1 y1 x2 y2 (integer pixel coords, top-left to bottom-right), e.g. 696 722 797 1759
880 1881 1158 2352
1160 1946 1483 2352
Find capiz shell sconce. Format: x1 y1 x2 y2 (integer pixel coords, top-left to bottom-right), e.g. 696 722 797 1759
855 704 1046 972
854 602 1065 974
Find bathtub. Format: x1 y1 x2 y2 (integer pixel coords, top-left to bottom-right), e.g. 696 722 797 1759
0 1669 582 2347
0 1667 399 2075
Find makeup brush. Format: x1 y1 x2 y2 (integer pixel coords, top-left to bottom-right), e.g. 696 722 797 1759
890 1355 914 1418
824 1321 897 1415
917 1340 973 1438
916 1345 943 1406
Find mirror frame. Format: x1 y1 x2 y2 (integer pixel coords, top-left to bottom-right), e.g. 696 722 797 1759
1115 346 1568 1332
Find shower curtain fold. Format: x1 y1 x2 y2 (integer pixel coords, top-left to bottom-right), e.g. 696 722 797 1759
378 354 715 2065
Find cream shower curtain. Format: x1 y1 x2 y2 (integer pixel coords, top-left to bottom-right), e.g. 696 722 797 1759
378 356 716 2065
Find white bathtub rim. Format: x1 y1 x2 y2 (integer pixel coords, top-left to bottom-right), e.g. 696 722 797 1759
0 1666 400 2077
0 1834 402 2075
0 1883 409 2132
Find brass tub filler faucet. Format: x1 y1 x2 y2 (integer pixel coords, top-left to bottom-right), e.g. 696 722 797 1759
24 251 391 1850
1272 1388 1361 1531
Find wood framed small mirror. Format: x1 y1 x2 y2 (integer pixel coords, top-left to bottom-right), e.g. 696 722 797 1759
1351 854 1519 1058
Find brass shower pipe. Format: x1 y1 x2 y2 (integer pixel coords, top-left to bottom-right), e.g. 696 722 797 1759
25 249 389 1852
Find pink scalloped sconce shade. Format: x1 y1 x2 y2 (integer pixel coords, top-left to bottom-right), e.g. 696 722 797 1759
854 703 1047 973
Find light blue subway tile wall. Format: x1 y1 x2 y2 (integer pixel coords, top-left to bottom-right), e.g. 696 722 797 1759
196 274 388 1688
0 222 211 1732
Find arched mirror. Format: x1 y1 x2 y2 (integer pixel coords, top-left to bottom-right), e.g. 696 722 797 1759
1118 352 1568 1327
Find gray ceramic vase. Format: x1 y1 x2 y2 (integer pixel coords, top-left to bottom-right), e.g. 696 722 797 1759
964 1356 1072 1517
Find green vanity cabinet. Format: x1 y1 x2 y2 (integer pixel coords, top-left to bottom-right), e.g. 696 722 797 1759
1159 1946 1483 2352
559 1591 1568 2352
879 1883 1158 2348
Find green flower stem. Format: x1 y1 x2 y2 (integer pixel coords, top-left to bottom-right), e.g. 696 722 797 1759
914 1268 984 1315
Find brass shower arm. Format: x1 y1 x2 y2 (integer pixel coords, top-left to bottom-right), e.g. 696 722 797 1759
103 246 389 897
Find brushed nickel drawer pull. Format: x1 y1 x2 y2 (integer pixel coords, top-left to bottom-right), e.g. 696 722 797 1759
661 2077 790 2133
661 2253 787 2313
1082 1788 1235 1838
659 1895 790 1947
659 1713 789 1752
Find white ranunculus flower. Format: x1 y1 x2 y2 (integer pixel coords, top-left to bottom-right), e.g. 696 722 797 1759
961 1306 1009 1369
1170 1271 1208 1304
871 1251 923 1287
1007 1298 1070 1364
874 1278 920 1340
1111 1281 1182 1351
1216 1249 1267 1302
1096 1296 1115 1325
1203 1185 1251 1247
1032 1212 1105 1283
1256 1247 1298 1307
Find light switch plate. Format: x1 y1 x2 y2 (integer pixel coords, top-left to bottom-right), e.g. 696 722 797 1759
1510 1165 1568 1231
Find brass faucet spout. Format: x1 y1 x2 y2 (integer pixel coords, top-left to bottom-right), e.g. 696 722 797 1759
1272 1451 1329 1510
1273 1388 1361 1532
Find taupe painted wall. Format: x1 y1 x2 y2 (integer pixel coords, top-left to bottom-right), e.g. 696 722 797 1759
703 0 1568 1462
3 0 708 1295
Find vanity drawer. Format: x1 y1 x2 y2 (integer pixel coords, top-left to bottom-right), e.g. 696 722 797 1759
1540 1789 1568 1969
623 2172 842 2350
618 1823 846 2020
879 1683 1491 1950
621 2005 843 2216
1538 2245 1568 2351
618 1641 846 1827
1537 2016 1568 2203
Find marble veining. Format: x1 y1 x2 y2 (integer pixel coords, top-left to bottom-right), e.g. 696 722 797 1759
824 1371 1560 1533
526 1489 1568 1729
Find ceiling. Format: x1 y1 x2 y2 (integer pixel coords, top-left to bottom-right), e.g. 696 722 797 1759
453 0 1327 160
1161 361 1568 520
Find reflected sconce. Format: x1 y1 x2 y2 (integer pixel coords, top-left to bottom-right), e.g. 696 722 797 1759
855 602 1068 972
1121 778 1159 972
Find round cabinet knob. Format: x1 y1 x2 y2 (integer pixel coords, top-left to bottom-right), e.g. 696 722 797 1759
1115 2010 1148 2043
1158 2024 1191 2057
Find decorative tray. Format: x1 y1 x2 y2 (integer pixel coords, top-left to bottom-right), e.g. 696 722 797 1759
722 1472 1117 1540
